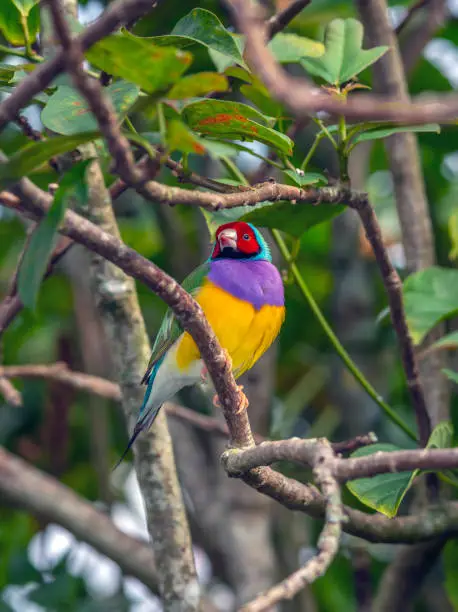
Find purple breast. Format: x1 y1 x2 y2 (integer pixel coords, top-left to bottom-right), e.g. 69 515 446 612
208 259 284 310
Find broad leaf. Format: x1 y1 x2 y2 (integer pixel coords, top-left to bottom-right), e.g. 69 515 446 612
167 72 228 99
268 33 324 63
182 99 293 156
167 120 205 155
403 266 458 345
17 160 92 310
301 18 388 86
86 35 191 94
0 131 99 186
152 9 245 70
41 82 139 135
241 201 345 238
346 443 415 518
283 169 328 187
353 123 440 144
0 0 39 45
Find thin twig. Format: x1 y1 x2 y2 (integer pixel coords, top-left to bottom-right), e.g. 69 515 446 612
396 0 429 35
352 199 431 446
0 377 22 406
0 362 378 452
267 0 312 38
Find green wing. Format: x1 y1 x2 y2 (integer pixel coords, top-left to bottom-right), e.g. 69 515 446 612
141 262 211 384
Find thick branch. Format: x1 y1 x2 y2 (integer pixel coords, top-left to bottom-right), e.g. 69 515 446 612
0 447 158 590
222 438 458 480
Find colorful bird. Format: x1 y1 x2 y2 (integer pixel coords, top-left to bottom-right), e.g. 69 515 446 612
117 221 285 463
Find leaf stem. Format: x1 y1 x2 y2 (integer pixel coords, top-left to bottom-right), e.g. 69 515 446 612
20 15 33 59
314 118 337 149
221 155 246 184
271 228 417 442
300 132 325 171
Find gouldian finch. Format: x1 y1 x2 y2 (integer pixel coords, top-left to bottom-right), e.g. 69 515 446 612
118 221 285 461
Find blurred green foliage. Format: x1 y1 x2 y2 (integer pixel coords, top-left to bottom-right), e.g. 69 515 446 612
1 0 458 610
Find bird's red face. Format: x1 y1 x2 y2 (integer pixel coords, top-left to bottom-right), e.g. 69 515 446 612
211 222 261 260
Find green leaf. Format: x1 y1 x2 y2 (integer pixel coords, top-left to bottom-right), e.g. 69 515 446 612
0 0 39 45
167 72 228 99
241 201 345 238
353 123 440 144
17 160 92 310
182 99 293 156
444 369 458 385
444 540 458 611
346 443 415 518
301 18 388 86
86 35 191 94
427 421 453 449
268 33 324 63
0 131 99 186
403 266 458 345
41 82 139 135
167 120 205 155
283 169 328 187
160 8 245 69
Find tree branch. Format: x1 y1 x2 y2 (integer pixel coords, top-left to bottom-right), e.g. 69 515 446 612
266 0 312 38
225 0 458 123
232 440 342 612
0 447 158 591
222 437 458 480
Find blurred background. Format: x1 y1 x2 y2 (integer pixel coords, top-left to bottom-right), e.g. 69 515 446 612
1 0 458 610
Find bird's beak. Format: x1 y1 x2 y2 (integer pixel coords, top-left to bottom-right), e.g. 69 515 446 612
218 228 238 251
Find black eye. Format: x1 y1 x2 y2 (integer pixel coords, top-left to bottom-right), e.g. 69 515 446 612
242 233 250 240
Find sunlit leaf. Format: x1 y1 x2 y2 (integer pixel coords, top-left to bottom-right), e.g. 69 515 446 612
427 421 453 449
86 35 191 94
346 443 415 518
449 212 458 261
268 33 324 63
403 266 458 345
301 18 388 86
167 72 228 99
182 99 293 155
41 82 139 135
353 123 440 144
0 131 99 186
17 160 92 310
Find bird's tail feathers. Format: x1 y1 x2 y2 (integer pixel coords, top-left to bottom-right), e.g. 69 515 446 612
112 403 163 471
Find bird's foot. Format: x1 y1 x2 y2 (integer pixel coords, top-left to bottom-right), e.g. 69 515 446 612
235 385 249 415
200 365 209 384
212 385 249 415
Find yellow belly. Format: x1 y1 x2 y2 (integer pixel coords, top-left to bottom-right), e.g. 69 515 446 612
175 279 284 377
